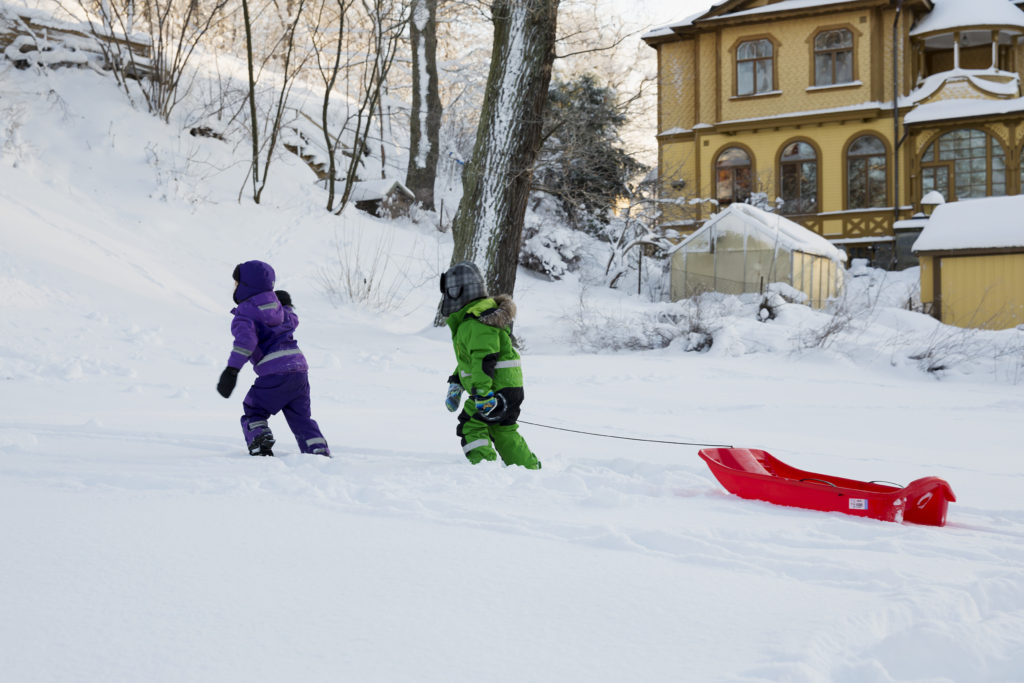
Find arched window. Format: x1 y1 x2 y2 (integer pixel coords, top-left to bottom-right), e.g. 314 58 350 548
780 141 817 214
1019 145 1024 195
921 129 1006 201
715 147 752 206
814 29 853 86
847 135 887 208
737 39 774 96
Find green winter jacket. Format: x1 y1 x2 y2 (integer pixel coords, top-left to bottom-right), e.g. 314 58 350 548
446 295 523 396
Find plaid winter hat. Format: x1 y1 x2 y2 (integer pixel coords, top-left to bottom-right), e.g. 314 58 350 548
440 261 487 315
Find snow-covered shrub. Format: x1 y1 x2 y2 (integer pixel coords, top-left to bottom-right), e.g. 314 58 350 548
519 195 587 280
909 325 987 375
567 290 724 352
520 222 586 280
316 228 409 313
757 281 810 322
568 302 679 352
794 271 860 350
669 293 719 351
908 317 1024 377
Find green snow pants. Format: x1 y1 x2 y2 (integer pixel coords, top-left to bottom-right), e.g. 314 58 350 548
457 390 540 470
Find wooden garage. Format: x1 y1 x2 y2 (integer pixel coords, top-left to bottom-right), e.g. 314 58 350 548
913 196 1024 330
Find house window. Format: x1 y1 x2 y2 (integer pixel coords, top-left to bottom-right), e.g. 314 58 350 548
847 135 887 208
780 141 817 214
814 29 853 86
921 129 1006 201
716 147 752 205
737 39 774 96
1019 145 1024 194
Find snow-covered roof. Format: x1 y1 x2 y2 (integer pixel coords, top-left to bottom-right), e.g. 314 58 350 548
641 7 711 40
910 0 1024 37
904 96 1024 124
670 203 847 261
347 179 415 203
893 217 930 230
702 0 869 22
912 195 1024 252
643 0 865 40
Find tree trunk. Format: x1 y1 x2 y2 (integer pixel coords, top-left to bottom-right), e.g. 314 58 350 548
449 0 558 297
240 0 260 202
405 0 442 211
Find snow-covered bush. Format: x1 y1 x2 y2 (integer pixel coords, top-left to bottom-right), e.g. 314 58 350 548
519 195 587 280
568 290 725 352
908 319 1024 377
316 228 410 313
520 222 586 280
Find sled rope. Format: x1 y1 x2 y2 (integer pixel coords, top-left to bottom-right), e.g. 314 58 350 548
518 420 733 449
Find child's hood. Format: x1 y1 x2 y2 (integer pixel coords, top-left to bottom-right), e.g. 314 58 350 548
448 294 516 332
477 294 516 330
234 260 276 303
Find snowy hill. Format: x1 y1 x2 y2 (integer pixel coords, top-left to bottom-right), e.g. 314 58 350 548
2 54 1024 682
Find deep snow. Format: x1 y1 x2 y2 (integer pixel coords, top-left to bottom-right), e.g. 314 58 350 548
2 51 1024 683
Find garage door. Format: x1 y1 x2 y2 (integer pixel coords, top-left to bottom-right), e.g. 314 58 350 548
940 253 1024 329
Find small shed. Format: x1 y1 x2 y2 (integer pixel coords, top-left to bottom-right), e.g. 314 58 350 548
348 179 416 219
668 203 846 308
912 195 1024 330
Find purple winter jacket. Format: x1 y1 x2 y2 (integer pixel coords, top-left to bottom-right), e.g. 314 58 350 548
227 260 309 376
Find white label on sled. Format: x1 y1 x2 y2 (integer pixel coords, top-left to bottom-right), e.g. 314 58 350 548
849 499 868 510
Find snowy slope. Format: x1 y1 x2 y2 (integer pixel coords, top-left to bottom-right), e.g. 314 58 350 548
2 62 1024 682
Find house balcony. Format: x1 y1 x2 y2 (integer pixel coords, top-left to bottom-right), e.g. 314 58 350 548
911 9 1024 96
909 67 1020 104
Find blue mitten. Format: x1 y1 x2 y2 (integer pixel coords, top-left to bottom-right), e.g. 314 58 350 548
472 391 498 417
445 383 464 412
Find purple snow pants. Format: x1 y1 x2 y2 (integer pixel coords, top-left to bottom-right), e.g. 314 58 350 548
241 372 329 455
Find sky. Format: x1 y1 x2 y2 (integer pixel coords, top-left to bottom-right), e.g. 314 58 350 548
632 0 716 27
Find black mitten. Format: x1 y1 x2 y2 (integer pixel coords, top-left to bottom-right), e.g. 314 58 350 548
275 290 293 308
217 366 239 398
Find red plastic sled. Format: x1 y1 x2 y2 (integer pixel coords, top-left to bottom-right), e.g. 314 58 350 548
698 447 955 526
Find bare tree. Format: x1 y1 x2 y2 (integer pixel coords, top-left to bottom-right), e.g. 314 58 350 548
240 0 309 203
404 0 441 210
73 0 230 121
447 0 559 301
309 0 409 212
307 0 354 211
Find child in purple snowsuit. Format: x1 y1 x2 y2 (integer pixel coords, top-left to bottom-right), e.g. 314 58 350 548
216 260 330 457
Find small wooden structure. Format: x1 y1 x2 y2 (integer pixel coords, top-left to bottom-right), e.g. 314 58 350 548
669 203 846 308
913 196 1024 329
348 179 416 219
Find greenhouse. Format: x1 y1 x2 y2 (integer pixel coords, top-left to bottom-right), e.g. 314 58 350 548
668 203 847 308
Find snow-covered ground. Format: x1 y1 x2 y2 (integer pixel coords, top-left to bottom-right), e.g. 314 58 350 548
2 59 1024 682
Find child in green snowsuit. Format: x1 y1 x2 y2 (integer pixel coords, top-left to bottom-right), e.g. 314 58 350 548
440 261 541 470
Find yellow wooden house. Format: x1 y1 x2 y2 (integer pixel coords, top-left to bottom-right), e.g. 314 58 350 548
643 0 1024 270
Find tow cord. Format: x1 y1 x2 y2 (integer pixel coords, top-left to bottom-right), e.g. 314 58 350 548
518 420 734 449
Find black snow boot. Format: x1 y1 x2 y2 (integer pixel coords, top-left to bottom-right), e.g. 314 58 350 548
249 433 276 457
